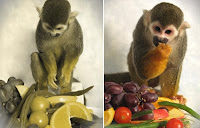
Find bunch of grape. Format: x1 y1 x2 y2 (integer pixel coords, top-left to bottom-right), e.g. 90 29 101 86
104 81 158 119
0 77 24 118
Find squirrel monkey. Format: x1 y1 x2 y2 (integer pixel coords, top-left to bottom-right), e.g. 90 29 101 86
105 2 190 98
128 2 190 97
31 0 83 94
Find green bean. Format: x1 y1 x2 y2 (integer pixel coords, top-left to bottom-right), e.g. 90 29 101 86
158 101 200 120
105 121 167 128
7 83 36 128
61 86 94 96
20 90 55 128
129 121 167 128
132 110 152 119
105 123 136 128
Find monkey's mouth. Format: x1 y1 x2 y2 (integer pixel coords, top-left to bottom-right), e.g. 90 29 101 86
153 36 168 47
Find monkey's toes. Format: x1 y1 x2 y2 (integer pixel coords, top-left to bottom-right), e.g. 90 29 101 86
172 95 187 105
48 80 58 89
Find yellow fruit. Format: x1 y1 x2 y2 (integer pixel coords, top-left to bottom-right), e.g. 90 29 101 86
47 96 77 106
104 107 115 126
15 85 29 98
29 112 49 128
166 108 185 120
88 109 93 114
50 101 92 128
50 104 71 128
152 97 179 110
31 96 50 112
45 125 51 128
66 101 93 121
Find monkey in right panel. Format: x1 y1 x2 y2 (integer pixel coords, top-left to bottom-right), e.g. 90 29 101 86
128 2 190 99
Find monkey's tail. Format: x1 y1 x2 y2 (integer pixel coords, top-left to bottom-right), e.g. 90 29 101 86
104 72 132 84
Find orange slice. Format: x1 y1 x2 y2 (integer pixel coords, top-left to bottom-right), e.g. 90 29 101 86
104 107 115 126
152 97 179 110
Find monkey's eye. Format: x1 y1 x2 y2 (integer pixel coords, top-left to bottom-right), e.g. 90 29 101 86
165 30 172 34
56 27 63 30
46 26 52 30
154 26 161 32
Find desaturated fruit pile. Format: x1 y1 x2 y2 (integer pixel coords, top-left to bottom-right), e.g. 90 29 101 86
105 81 158 118
0 77 101 128
0 77 24 126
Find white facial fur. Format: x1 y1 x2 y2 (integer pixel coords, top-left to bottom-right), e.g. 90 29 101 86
42 22 68 37
149 21 178 43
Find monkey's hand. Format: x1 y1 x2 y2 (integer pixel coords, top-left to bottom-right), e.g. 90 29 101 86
139 43 172 79
47 73 58 89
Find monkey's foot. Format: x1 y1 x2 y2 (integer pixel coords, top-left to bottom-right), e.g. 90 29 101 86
37 83 48 90
171 95 187 105
59 74 71 86
60 86 71 94
47 74 58 89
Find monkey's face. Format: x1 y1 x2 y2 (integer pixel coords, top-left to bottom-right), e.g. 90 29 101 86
42 23 68 37
149 21 178 46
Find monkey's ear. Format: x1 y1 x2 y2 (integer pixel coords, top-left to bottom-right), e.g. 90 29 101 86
68 11 79 24
143 10 151 27
179 21 190 36
36 7 42 19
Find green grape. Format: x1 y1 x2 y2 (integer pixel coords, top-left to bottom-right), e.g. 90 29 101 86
0 80 6 87
30 96 50 112
0 88 10 102
7 77 16 83
6 100 16 113
3 83 14 97
8 79 24 86
29 112 49 128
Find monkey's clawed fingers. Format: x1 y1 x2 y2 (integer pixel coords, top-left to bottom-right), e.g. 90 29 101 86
47 75 58 89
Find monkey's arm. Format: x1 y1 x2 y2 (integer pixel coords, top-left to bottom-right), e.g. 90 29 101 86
40 51 58 89
137 44 172 80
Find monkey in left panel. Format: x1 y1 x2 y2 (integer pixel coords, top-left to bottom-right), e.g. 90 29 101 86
31 0 83 94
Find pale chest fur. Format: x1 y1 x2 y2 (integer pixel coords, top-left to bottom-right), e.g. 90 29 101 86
38 31 72 61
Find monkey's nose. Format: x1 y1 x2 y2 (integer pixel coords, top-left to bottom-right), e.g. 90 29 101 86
55 33 60 37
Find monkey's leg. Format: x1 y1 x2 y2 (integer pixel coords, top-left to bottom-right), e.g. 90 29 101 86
31 52 48 90
159 65 182 98
59 56 79 94
40 52 58 89
127 48 148 85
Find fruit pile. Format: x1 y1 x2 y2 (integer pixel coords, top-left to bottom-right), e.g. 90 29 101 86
104 81 200 128
0 77 24 126
0 77 100 128
105 81 158 116
25 95 93 128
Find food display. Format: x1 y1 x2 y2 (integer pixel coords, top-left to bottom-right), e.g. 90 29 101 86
0 77 102 128
104 81 200 128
